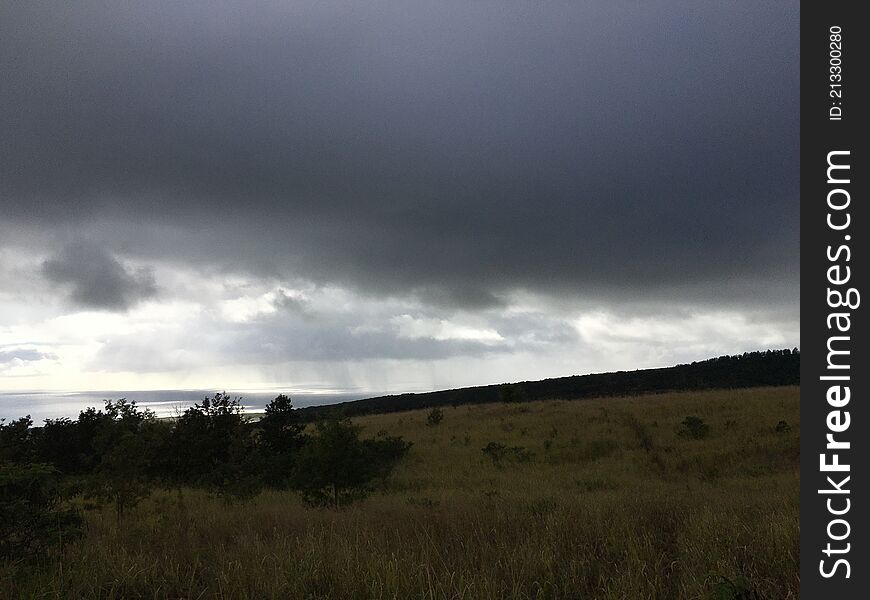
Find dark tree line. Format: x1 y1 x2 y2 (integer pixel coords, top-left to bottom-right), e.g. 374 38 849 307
0 394 411 560
296 349 800 420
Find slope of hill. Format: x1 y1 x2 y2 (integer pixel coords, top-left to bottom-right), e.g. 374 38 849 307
297 349 799 420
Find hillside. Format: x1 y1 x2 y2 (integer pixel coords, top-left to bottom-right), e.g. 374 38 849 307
297 349 799 420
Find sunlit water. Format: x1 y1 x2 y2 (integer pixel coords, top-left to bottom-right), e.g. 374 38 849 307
0 388 372 422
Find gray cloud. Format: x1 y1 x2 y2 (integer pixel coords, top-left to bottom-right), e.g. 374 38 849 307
42 241 157 310
0 348 56 364
273 290 313 317
89 315 509 373
0 1 799 312
86 298 583 372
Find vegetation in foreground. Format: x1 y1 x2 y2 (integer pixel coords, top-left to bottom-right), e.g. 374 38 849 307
1 387 799 599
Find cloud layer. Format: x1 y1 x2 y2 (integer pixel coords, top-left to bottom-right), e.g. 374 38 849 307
42 241 158 310
0 2 799 394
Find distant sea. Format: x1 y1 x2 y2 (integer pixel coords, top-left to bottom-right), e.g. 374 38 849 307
0 388 372 422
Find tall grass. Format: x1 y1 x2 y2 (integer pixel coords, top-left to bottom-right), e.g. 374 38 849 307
3 387 799 599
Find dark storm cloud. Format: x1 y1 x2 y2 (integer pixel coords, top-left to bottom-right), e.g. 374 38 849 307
42 241 157 310
0 1 799 308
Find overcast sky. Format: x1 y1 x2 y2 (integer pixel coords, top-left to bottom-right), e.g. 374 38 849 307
0 1 799 397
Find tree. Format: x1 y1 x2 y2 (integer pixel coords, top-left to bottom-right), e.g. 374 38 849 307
85 399 157 521
170 393 262 499
260 394 305 452
258 394 305 487
32 417 85 475
0 416 33 464
293 419 411 508
171 393 244 481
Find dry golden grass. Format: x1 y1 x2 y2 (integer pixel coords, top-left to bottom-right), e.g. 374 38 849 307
5 387 799 599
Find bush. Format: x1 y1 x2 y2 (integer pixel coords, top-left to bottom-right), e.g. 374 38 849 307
293 419 411 507
482 442 532 466
0 463 81 561
679 416 710 440
426 407 444 427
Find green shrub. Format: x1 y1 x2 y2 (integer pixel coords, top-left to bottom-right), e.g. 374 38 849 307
679 416 710 440
425 407 444 427
482 442 532 466
0 417 34 464
0 463 81 561
293 419 411 507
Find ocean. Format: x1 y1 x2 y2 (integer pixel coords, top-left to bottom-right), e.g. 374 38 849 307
0 388 370 422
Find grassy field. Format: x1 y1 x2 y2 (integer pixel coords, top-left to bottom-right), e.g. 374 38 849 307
5 387 799 599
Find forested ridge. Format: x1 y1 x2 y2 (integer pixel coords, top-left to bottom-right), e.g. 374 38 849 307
297 349 800 420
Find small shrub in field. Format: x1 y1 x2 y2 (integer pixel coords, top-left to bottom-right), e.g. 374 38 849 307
511 446 533 462
406 496 439 509
482 442 508 465
679 416 710 440
482 442 532 466
426 407 444 427
775 420 791 433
